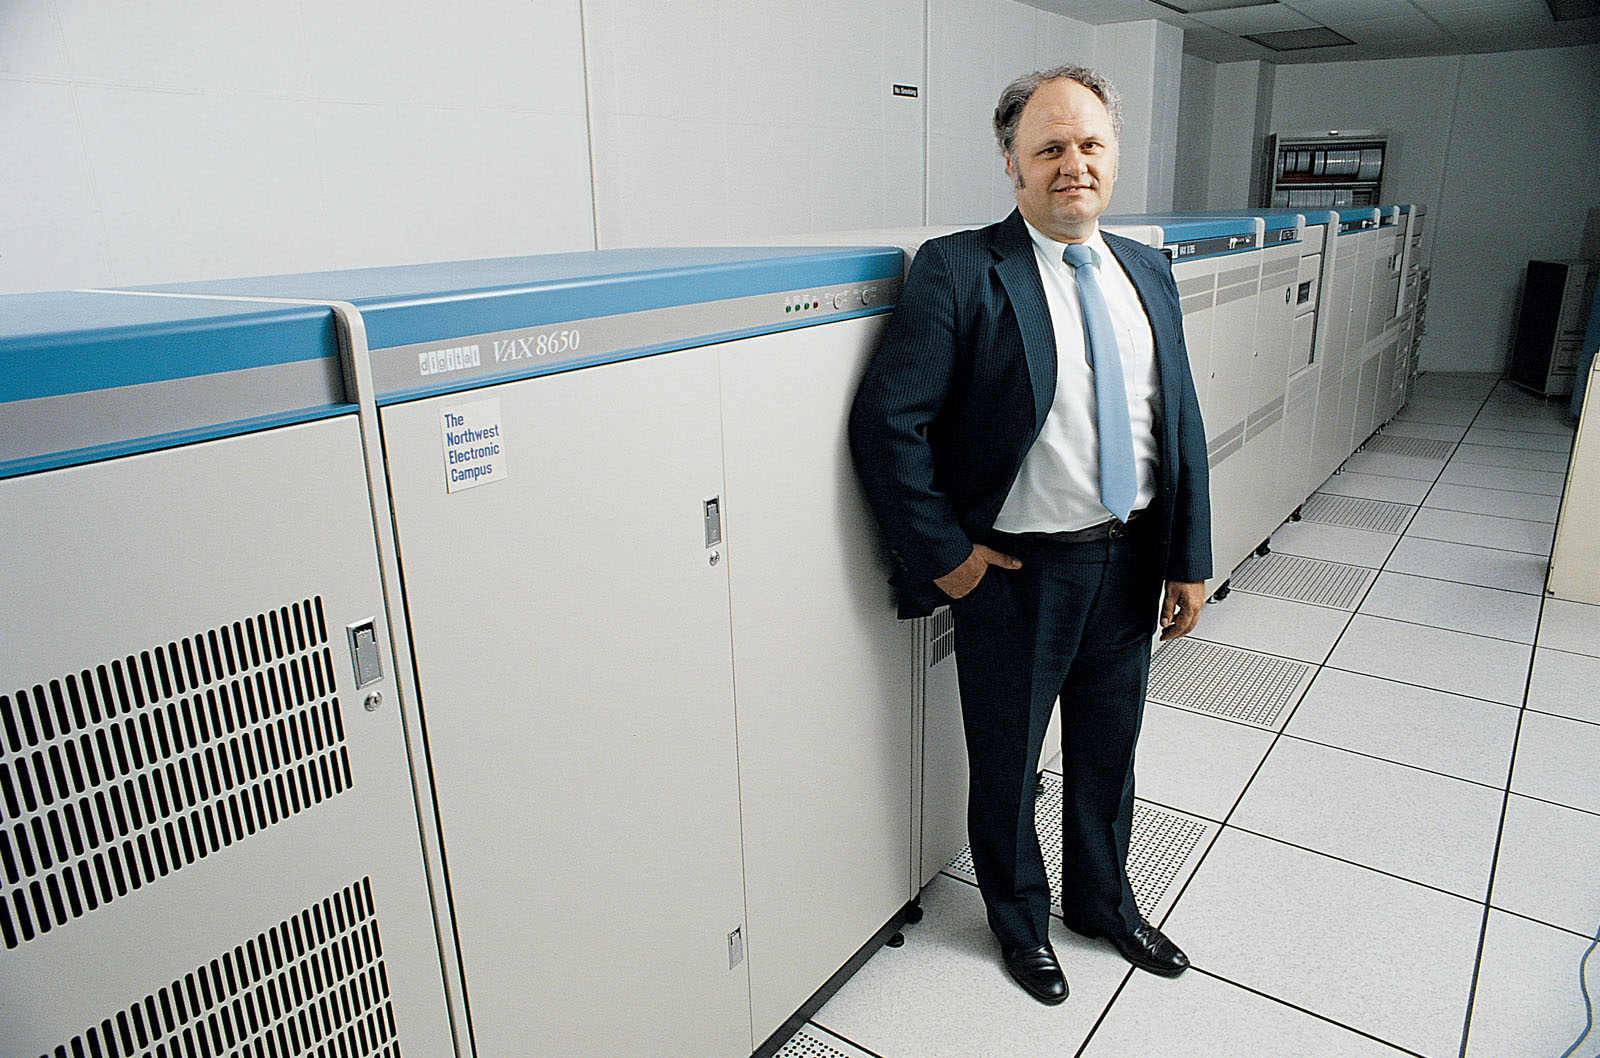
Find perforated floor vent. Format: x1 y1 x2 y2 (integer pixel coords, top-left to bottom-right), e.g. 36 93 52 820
1365 435 1457 460
774 1025 875 1058
1 598 352 949
1300 492 1415 534
1147 638 1310 728
1229 552 1374 610
943 774 1210 919
42 876 398 1058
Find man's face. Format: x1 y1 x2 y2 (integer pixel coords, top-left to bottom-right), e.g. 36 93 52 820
1005 78 1118 244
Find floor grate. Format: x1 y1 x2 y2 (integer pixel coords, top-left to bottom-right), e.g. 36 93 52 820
774 1025 875 1058
1229 551 1374 610
1146 638 1310 728
1300 492 1415 534
943 775 1210 919
1365 434 1457 460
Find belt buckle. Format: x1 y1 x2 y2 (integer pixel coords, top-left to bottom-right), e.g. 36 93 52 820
1107 519 1126 540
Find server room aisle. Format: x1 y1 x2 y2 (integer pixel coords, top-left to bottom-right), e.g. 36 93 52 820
774 373 1598 1058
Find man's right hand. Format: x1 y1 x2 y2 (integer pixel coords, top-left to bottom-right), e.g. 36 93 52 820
934 543 1023 600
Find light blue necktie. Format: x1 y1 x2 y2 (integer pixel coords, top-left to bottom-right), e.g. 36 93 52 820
1062 243 1138 522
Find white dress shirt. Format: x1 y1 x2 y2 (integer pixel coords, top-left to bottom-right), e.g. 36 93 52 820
992 221 1161 533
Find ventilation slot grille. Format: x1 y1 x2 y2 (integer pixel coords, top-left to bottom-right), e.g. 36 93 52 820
1 598 350 949
1229 552 1374 610
1300 492 1415 534
925 608 955 669
1365 435 1457 460
774 1025 875 1058
42 877 398 1058
944 774 1210 919
1147 638 1310 728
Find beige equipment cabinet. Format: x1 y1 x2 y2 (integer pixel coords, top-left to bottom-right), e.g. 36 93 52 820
152 247 917 1058
1550 354 1600 603
0 292 457 1058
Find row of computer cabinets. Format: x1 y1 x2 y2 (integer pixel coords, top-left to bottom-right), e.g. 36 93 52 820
0 249 932 1058
1 205 1424 1058
1098 205 1425 593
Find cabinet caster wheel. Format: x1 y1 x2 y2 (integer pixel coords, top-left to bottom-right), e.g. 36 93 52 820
1256 541 1271 557
1212 582 1231 602
886 932 906 948
903 903 925 925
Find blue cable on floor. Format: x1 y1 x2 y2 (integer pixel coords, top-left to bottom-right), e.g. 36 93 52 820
1559 919 1600 1058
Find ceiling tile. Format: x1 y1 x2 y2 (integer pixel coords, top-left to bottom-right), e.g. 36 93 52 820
1278 0 1405 21
1190 4 1320 32
1338 13 1448 41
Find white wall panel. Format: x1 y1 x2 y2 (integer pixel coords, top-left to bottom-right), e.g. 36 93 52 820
927 0 1098 226
587 0 925 246
1096 19 1183 214
0 80 107 293
1174 53 1216 211
1 0 594 293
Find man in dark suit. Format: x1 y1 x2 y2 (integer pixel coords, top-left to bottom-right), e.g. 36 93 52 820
848 66 1211 1005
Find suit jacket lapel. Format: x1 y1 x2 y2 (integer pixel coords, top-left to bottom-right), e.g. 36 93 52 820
989 211 1057 433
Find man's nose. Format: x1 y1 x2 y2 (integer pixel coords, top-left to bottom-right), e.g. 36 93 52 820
1059 151 1087 176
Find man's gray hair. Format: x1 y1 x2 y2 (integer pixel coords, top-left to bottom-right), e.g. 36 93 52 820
993 65 1123 158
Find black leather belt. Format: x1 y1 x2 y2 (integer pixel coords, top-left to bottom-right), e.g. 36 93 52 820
1001 509 1148 546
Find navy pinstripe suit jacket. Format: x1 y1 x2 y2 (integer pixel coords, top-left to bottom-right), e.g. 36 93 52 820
848 209 1213 619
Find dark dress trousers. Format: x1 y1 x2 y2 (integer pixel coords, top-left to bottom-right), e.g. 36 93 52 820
848 209 1212 950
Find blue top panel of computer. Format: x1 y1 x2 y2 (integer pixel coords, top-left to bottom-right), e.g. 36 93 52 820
141 246 905 352
0 291 346 478
0 291 340 403
1108 213 1256 241
1104 213 1261 261
1170 209 1303 237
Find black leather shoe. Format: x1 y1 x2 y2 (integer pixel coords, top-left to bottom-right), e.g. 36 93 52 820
1001 943 1069 1005
1072 920 1189 977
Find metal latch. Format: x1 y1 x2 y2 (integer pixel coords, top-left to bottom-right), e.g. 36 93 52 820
346 620 384 688
704 497 723 547
728 926 744 969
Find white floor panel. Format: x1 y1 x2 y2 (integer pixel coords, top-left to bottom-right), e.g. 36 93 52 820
1413 373 1497 400
1356 571 1542 644
1448 442 1570 473
1193 590 1354 663
1382 536 1549 596
1327 614 1533 706
1459 427 1573 453
1526 648 1600 725
1422 483 1560 523
1437 460 1567 495
1403 508 1556 556
1315 471 1433 505
1340 449 1448 482
1391 397 1482 426
809 875 1131 1058
1380 419 1468 442
1229 736 1504 899
1469 408 1578 436
1268 519 1400 568
1462 911 1598 1058
1286 668 1518 787
1133 703 1276 822
1080 966 1415 1057
1511 711 1600 815
1536 599 1600 657
1491 794 1600 937
1162 828 1483 1058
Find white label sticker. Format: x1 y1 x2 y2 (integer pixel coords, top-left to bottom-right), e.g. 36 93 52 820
441 398 508 493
